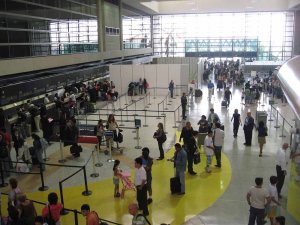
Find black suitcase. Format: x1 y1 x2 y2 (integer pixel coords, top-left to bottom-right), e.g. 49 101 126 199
221 100 227 107
195 89 202 97
170 177 181 194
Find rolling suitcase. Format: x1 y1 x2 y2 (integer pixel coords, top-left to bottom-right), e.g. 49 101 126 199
195 89 202 97
170 176 181 194
221 100 227 107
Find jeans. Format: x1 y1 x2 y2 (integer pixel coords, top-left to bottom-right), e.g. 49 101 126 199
158 141 164 158
136 185 148 215
276 165 285 195
176 169 185 193
214 146 222 167
248 206 265 225
170 89 174 98
187 150 194 173
182 105 187 119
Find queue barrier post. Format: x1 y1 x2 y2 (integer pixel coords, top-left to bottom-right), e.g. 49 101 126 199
74 209 79 225
279 118 286 138
163 116 167 134
82 165 92 196
38 164 49 191
58 140 66 163
90 150 99 178
119 109 125 126
135 127 142 149
95 145 103 167
274 110 280 128
173 111 178 128
268 105 274 121
143 110 148 127
148 93 152 105
157 103 161 119
59 182 69 215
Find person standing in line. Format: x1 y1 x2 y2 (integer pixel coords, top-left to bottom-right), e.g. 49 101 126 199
140 147 153 204
231 109 241 138
42 192 63 225
139 78 143 95
181 92 187 120
172 143 187 195
96 119 104 150
106 114 119 149
213 123 224 168
246 177 270 225
243 112 255 146
153 122 165 160
266 176 281 225
32 133 45 171
81 204 100 225
128 203 146 225
224 87 232 107
169 80 175 98
257 121 267 157
207 80 214 101
134 157 149 216
143 78 148 94
204 130 214 173
276 143 289 198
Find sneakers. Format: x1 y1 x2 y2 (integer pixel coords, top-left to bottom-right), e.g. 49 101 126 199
189 171 197 175
147 198 153 205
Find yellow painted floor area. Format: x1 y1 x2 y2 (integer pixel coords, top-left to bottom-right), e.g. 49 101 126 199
18 131 232 225
287 162 300 223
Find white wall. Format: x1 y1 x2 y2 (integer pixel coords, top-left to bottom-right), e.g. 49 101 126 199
109 64 188 96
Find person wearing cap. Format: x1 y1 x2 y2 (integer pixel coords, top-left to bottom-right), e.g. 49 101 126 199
140 147 153 204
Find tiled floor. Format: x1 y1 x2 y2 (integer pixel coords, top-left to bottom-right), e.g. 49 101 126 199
1 81 300 225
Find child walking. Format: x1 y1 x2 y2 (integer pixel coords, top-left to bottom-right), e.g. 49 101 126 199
204 130 214 173
113 160 122 198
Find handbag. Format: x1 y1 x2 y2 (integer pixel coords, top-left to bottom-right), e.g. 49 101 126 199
193 151 201 164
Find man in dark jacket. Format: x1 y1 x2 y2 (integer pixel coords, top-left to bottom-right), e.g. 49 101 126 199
243 112 255 146
181 92 187 120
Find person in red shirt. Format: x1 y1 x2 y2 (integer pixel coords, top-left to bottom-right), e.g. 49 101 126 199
81 204 100 225
42 192 63 224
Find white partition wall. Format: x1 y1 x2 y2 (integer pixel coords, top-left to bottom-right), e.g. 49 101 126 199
120 65 133 95
109 64 189 96
144 65 157 95
109 65 121 93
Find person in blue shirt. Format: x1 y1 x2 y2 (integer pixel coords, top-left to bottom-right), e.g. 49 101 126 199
207 80 215 101
172 143 187 195
243 112 255 146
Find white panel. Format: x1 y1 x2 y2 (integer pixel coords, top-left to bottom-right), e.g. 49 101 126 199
132 65 144 83
109 65 121 94
155 64 169 95
173 58 181 64
121 65 133 95
180 65 190 88
144 65 157 96
168 64 181 96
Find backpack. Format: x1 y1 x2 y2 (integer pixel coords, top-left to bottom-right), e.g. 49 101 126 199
160 132 167 143
44 205 56 225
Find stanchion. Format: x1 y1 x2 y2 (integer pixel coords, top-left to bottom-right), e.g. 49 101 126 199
59 182 69 215
132 115 137 133
58 140 66 163
279 118 286 138
119 109 125 126
148 93 151 105
164 98 169 110
153 87 156 99
135 128 142 149
172 111 178 128
156 103 161 119
107 138 115 163
268 106 274 121
163 116 167 134
74 209 79 225
162 101 167 115
126 106 129 122
94 145 103 167
134 100 137 116
38 164 49 191
176 106 181 122
118 96 121 110
125 95 128 106
274 111 280 128
0 160 8 187
82 166 92 196
90 151 99 178
145 95 149 109
43 148 49 161
143 110 148 127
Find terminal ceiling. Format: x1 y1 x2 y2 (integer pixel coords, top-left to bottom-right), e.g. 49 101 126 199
122 0 300 15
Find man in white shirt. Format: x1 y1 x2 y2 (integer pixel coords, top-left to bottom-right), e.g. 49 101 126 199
213 123 224 168
204 131 214 173
246 177 270 225
44 94 50 105
276 143 289 198
134 157 149 216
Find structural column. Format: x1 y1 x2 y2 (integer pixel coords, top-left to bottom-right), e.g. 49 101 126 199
97 0 105 52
